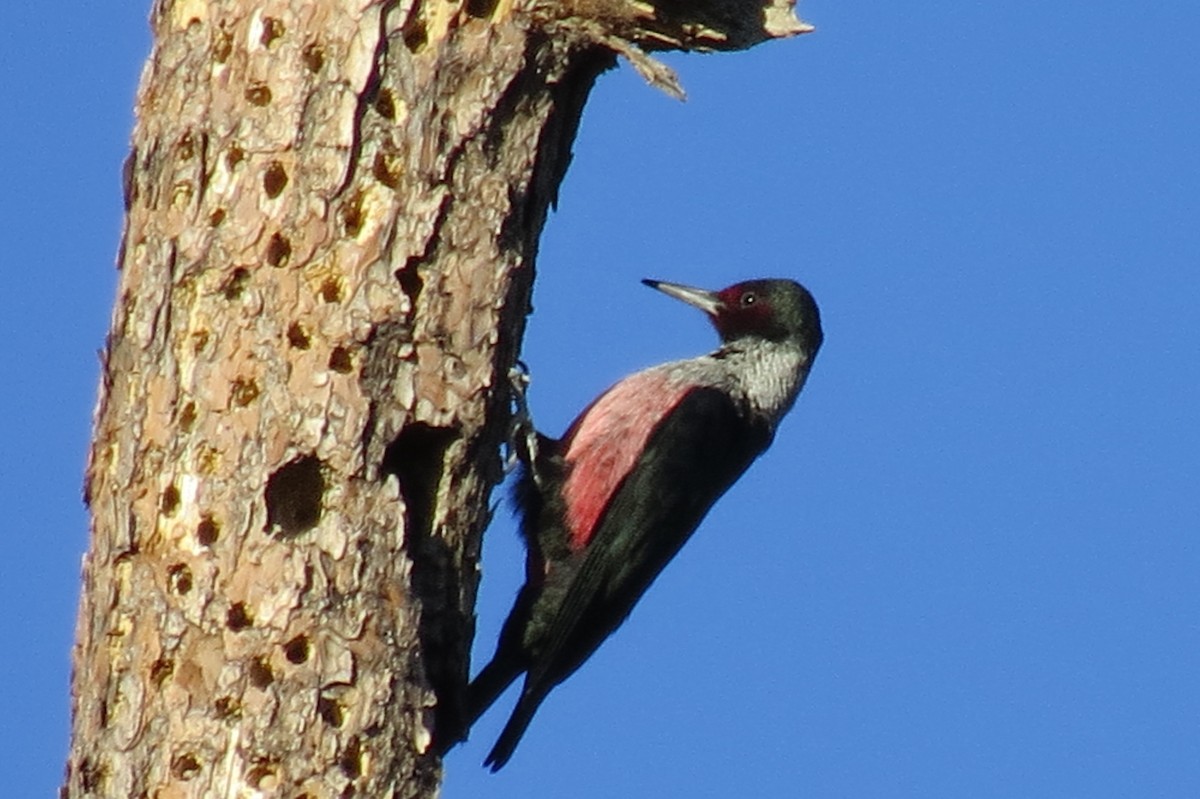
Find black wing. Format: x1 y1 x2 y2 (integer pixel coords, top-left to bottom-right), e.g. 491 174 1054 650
484 386 772 769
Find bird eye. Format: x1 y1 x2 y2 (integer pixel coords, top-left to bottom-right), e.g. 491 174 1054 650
741 292 757 306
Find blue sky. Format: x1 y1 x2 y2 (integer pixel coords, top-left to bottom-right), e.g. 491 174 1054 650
3 2 1198 796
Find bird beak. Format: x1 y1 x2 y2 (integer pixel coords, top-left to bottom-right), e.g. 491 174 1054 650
642 279 721 317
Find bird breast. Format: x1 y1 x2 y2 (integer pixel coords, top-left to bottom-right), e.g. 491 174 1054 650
556 341 810 551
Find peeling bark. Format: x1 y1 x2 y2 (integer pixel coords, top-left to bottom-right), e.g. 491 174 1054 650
65 0 810 796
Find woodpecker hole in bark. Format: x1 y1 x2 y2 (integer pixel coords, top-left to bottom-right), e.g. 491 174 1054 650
160 485 180 516
263 161 288 198
338 737 363 779
149 657 174 687
374 88 396 120
466 0 499 18
259 16 284 47
301 42 325 74
328 346 353 374
402 17 427 52
318 695 344 727
319 277 342 303
264 455 325 537
214 696 240 719
226 602 253 631
167 563 193 595
170 753 201 781
196 515 219 546
286 322 311 350
244 83 272 106
248 656 274 689
266 232 291 267
341 193 365 237
229 377 261 407
222 267 249 300
395 257 424 302
283 634 310 664
372 151 400 188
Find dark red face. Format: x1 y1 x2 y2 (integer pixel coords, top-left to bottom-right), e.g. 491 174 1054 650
713 281 780 341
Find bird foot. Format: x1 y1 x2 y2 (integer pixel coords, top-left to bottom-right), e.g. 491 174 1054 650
505 361 541 482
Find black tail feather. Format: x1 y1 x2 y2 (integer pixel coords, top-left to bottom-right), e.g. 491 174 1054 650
483 686 547 771
432 655 521 756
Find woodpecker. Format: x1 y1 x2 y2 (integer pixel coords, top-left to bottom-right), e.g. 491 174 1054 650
443 277 823 770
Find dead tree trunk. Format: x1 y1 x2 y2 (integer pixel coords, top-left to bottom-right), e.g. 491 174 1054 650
64 1 810 796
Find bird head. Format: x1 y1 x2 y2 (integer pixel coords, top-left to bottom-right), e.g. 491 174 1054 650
642 277 823 354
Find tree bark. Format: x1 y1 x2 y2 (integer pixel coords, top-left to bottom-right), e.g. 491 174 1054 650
64 1 810 796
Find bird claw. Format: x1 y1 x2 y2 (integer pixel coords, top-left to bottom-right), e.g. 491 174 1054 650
506 361 541 481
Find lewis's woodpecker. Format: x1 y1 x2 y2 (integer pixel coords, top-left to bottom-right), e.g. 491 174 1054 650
443 277 822 770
